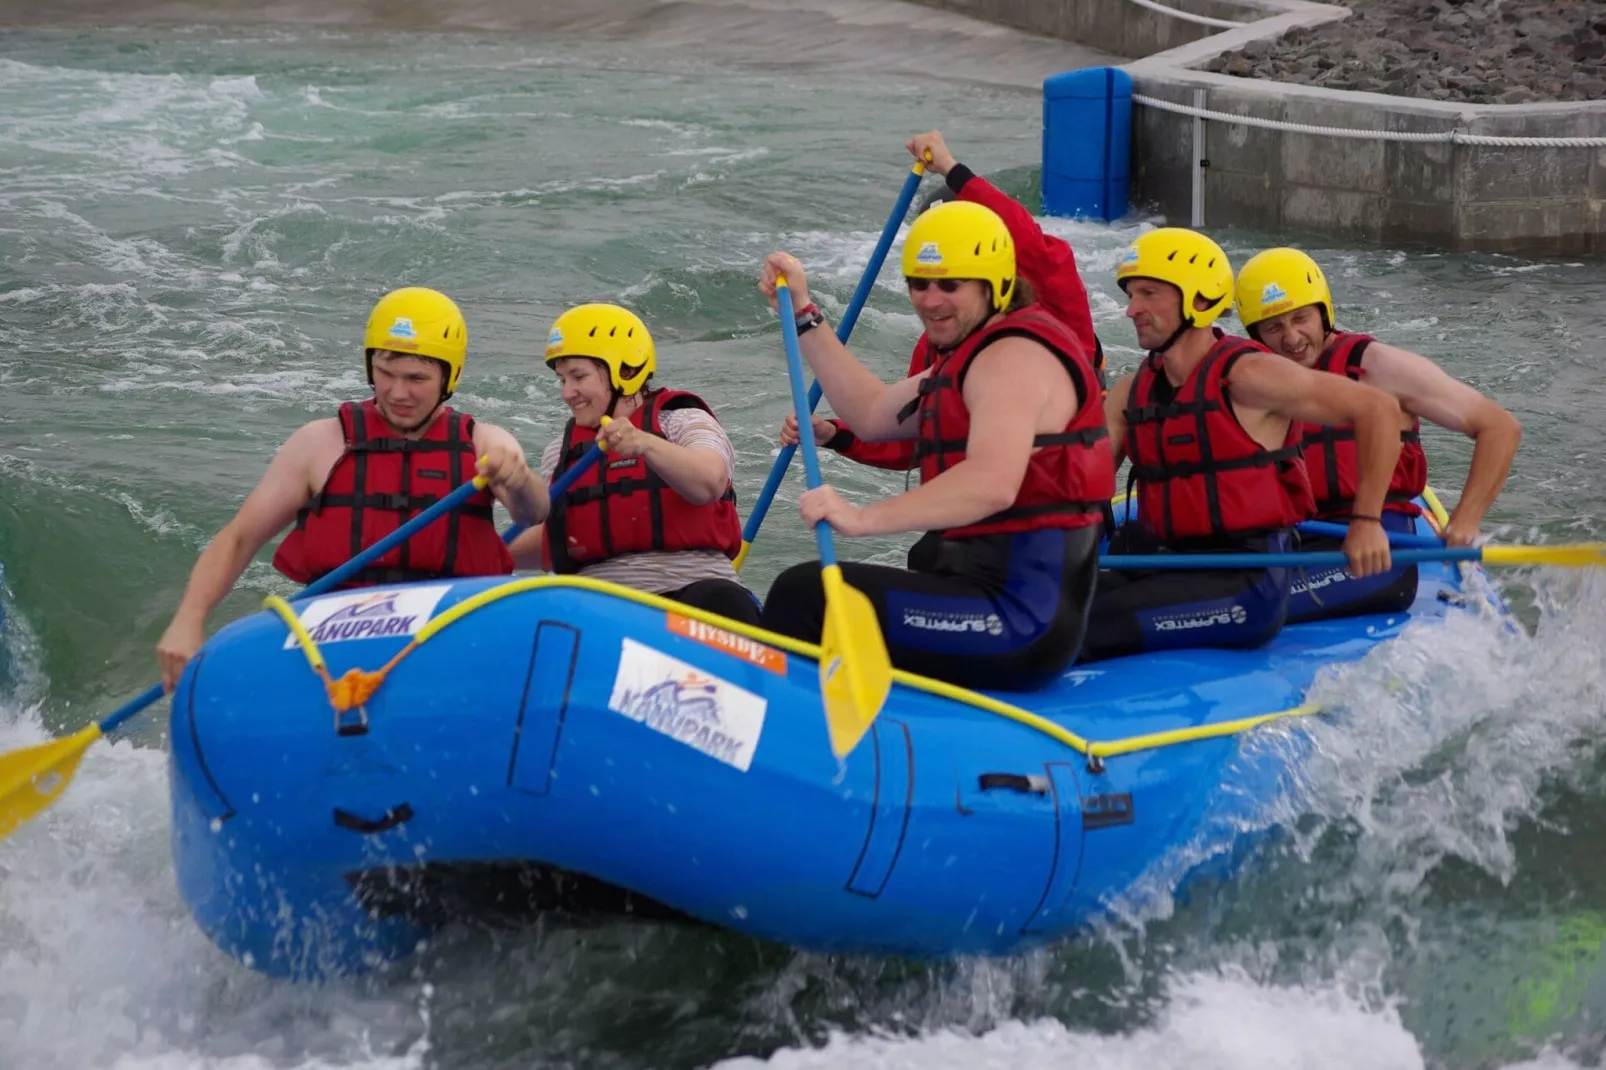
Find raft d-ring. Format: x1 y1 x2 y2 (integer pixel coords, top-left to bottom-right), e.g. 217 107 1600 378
336 704 370 737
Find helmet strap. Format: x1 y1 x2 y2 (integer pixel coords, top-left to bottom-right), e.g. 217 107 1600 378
1149 319 1192 357
436 358 453 405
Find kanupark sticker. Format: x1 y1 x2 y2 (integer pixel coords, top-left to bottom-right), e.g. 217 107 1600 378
283 584 452 650
607 638 768 772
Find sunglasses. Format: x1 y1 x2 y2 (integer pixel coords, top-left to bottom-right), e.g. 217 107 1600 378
905 277 967 293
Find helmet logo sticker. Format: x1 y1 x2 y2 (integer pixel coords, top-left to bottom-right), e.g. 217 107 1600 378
1119 245 1139 265
1260 282 1288 305
388 317 417 340
548 327 564 347
915 242 943 265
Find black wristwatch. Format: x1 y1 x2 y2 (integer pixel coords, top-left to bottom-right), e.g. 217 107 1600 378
794 302 825 336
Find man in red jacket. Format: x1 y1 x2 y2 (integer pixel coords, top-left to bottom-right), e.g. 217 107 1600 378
779 130 1103 469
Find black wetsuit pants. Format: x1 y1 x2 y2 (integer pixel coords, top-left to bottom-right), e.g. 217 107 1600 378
1285 510 1420 623
761 526 1101 690
1078 525 1295 663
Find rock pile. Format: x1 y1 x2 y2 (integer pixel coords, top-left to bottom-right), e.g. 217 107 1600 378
1205 0 1606 104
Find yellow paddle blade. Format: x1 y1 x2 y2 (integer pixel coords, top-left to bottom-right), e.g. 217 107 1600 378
733 540 752 573
0 723 102 842
818 566 893 760
1483 543 1606 568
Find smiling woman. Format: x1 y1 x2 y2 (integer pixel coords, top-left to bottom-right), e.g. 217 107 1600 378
508 302 762 623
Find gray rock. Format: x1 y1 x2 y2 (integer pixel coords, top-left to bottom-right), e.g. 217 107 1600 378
1199 0 1598 104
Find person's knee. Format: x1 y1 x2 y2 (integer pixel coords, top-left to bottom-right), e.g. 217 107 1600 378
693 580 762 627
761 563 823 637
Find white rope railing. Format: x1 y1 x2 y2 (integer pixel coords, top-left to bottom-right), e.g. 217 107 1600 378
1124 0 1249 29
1134 92 1606 147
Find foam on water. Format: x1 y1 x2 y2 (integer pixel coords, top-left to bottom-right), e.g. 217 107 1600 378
711 969 1430 1070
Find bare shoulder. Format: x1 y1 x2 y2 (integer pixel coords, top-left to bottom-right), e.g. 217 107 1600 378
1227 349 1312 391
277 417 345 496
1226 349 1284 377
972 333 1064 376
281 417 344 464
1358 338 1436 380
1361 338 1423 364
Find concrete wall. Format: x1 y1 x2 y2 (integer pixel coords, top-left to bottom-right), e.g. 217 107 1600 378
909 0 1606 254
1126 65 1606 255
907 0 1278 61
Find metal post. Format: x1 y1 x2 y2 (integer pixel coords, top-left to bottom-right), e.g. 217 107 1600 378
1191 88 1206 228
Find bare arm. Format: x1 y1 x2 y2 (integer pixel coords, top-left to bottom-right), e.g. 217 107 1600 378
1104 373 1135 470
473 422 548 526
509 438 561 571
757 253 924 441
175 426 322 621
1229 352 1403 521
1363 341 1522 543
793 323 926 442
155 422 326 689
508 524 545 571
846 338 1076 535
641 433 729 506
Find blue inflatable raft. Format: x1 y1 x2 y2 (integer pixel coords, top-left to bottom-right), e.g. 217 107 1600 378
170 502 1477 979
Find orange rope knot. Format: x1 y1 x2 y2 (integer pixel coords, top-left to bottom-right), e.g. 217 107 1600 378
314 642 417 713
321 667 389 712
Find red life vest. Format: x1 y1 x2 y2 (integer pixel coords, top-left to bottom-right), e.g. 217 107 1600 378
913 329 1107 398
273 399 514 586
1300 331 1428 518
907 305 1114 539
1124 333 1315 541
542 389 742 573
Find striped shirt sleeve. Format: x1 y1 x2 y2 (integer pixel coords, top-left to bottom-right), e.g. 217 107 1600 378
657 408 736 487
539 437 562 484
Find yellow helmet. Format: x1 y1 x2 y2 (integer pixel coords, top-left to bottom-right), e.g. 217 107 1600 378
900 200 1015 312
1114 227 1234 329
1235 247 1334 335
544 303 656 397
363 287 468 394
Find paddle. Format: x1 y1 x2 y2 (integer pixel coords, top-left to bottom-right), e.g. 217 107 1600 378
0 469 496 842
776 276 892 760
500 423 610 546
1297 519 1445 549
1098 542 1606 572
734 159 927 573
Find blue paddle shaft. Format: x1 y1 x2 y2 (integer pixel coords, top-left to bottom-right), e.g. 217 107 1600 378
99 683 167 736
777 283 838 569
1297 519 1445 549
1099 547 1482 571
739 163 925 551
500 443 606 545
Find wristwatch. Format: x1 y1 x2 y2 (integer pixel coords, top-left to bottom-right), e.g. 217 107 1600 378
794 302 825 336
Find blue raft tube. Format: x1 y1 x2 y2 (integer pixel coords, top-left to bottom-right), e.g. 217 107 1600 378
170 490 1490 979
